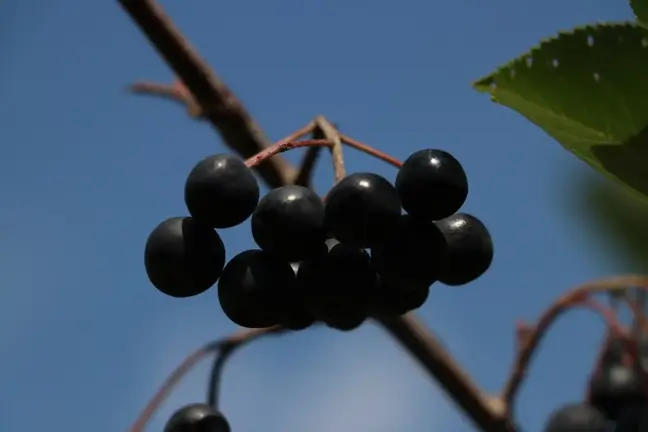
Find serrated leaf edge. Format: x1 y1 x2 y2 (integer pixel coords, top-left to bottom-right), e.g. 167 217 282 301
472 21 640 92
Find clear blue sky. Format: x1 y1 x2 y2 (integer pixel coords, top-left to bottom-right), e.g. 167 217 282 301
0 1 637 431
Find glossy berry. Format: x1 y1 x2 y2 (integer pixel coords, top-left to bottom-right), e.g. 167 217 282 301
589 362 646 421
290 262 300 274
251 185 326 262
371 278 430 315
616 404 648 430
543 402 607 432
185 154 260 228
298 243 377 330
434 213 493 286
144 217 226 298
371 214 446 288
164 403 231 432
324 172 401 248
395 149 468 221
218 249 304 329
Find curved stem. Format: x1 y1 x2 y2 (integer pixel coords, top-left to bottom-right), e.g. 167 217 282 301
205 325 288 410
339 133 403 168
128 326 282 432
502 275 648 406
579 297 627 337
206 346 235 409
245 139 331 168
275 121 316 148
622 296 648 334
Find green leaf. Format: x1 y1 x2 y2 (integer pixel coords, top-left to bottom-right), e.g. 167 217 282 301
473 23 648 201
631 0 648 29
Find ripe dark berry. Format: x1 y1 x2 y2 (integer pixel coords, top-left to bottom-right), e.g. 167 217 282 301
371 278 430 315
434 213 493 286
395 149 468 221
298 243 377 331
144 217 226 298
371 214 446 288
251 185 326 261
589 362 646 421
184 154 260 229
324 172 401 248
543 402 607 432
164 403 231 432
218 249 298 329
616 404 648 430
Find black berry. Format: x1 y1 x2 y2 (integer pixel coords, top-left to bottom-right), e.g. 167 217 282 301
218 249 298 329
395 149 468 221
164 403 231 432
543 402 607 432
144 217 226 298
616 404 648 430
589 362 646 421
298 242 377 331
251 185 326 262
371 278 430 315
371 214 446 288
324 172 401 248
185 154 260 229
435 213 493 286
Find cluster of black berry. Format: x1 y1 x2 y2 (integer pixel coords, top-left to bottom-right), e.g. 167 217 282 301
543 334 648 431
144 149 494 332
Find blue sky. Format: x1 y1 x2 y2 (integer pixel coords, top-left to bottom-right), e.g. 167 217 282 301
0 1 639 431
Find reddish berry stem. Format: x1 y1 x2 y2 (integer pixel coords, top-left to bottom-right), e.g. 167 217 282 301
245 139 331 168
245 133 404 171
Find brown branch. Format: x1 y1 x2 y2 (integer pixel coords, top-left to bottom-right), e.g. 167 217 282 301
118 0 296 188
376 314 514 431
294 146 322 187
128 326 284 432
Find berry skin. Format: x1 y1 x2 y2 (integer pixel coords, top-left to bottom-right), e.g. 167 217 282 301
395 149 468 221
144 217 226 298
543 402 607 432
371 214 446 289
589 362 646 421
164 403 231 432
324 172 401 248
616 404 648 430
218 249 303 329
251 185 326 262
298 243 377 331
371 278 430 315
184 154 260 229
434 213 493 286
